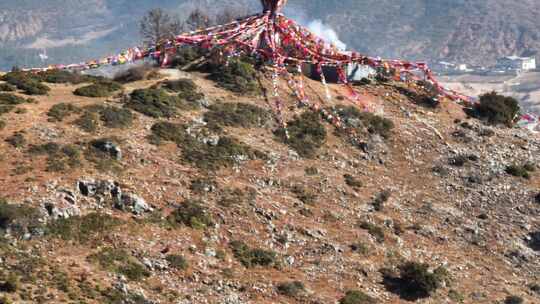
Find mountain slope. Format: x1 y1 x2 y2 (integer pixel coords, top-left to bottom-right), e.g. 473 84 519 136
0 66 538 303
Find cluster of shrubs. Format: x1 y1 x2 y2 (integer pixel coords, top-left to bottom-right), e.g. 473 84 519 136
506 163 535 179
165 254 189 271
330 105 394 140
339 290 377 304
72 104 133 132
47 103 81 122
381 262 449 300
277 281 305 298
88 247 150 281
162 79 205 103
113 65 161 83
47 212 121 244
229 240 278 268
207 57 260 94
167 200 214 229
204 102 270 131
471 92 520 126
0 93 35 117
291 184 318 205
151 121 264 170
74 80 123 98
275 111 327 158
1 71 50 95
28 142 82 172
126 88 197 118
372 190 391 211
359 221 385 243
84 138 123 173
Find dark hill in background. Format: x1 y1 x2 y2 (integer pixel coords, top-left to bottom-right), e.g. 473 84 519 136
0 0 539 70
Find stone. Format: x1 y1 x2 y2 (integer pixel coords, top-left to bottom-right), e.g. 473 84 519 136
115 193 153 215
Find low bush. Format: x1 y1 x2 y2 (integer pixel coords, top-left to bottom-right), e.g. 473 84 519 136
1 71 50 95
344 174 362 188
190 177 217 194
114 65 158 83
204 102 270 131
28 142 81 172
0 83 16 92
163 79 204 104
473 92 520 126
0 199 40 237
5 132 26 148
89 247 150 281
359 221 385 243
171 46 204 67
0 93 33 105
207 58 259 94
219 188 250 207
275 111 327 158
74 81 122 98
126 88 188 118
339 290 377 304
99 106 134 129
383 262 446 300
373 190 391 211
230 241 278 268
504 296 523 304
0 120 5 130
75 111 99 133
47 212 121 244
168 200 214 229
85 138 123 173
350 242 370 255
37 70 91 84
291 185 317 205
277 281 305 297
166 254 188 270
47 103 81 122
0 274 19 293
506 164 534 179
331 105 394 139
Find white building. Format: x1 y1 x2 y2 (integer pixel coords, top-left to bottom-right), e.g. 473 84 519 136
497 56 536 71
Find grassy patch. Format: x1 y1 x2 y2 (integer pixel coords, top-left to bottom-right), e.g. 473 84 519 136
291 185 317 205
75 111 100 133
99 106 134 129
47 103 81 122
163 79 204 104
126 88 193 118
359 221 385 243
38 70 92 84
204 102 270 131
167 200 213 229
230 241 278 268
274 111 327 158
89 247 150 281
47 212 121 244
74 81 122 98
277 281 305 297
506 163 535 179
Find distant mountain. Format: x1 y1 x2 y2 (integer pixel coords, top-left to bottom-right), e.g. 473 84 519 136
0 0 539 70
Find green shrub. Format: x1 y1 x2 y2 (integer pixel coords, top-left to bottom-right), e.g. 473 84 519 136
331 105 394 139
38 70 90 84
291 185 317 205
372 190 391 211
0 93 32 105
28 142 81 172
0 120 5 130
126 88 187 118
99 106 134 129
171 46 204 67
0 274 19 293
75 111 99 133
207 58 259 94
339 290 376 304
74 81 122 97
0 200 40 236
89 247 150 281
5 132 26 148
277 281 305 297
114 65 157 83
204 102 270 131
448 289 464 303
47 103 81 122
474 92 520 126
344 174 362 188
166 254 188 270
163 79 204 103
506 164 534 179
504 296 524 304
0 83 16 92
275 111 327 158
47 213 121 244
350 242 370 255
229 241 277 268
396 262 445 299
168 200 214 229
1 71 50 95
85 138 123 173
359 221 385 243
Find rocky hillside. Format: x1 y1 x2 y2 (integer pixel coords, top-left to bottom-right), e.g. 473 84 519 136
2 0 540 70
0 61 539 304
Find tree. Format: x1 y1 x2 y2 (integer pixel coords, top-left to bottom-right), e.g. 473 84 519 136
185 8 211 31
140 8 176 46
215 7 248 25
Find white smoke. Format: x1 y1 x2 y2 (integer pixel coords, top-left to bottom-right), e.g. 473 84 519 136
307 20 347 51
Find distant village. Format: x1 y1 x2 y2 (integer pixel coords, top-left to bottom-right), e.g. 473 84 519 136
432 55 537 76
